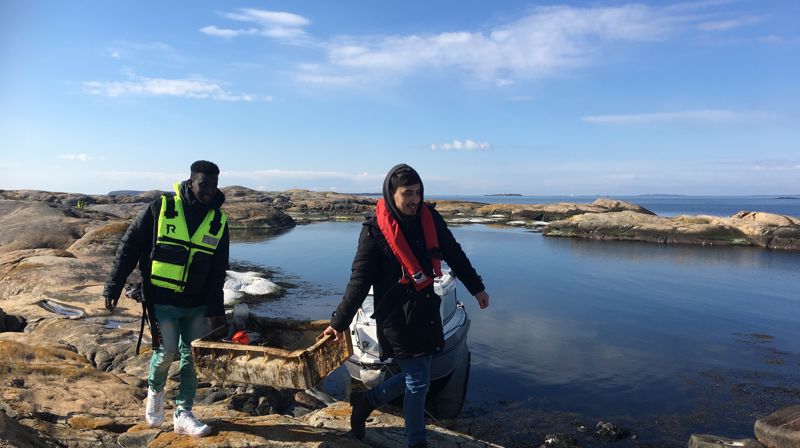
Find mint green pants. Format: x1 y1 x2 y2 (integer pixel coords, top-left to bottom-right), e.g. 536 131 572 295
148 304 208 417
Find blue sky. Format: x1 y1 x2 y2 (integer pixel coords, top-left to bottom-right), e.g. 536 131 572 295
1 0 798 195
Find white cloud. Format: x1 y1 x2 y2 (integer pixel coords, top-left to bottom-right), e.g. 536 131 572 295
581 110 774 125
59 153 93 161
313 4 683 83
200 3 762 86
295 72 359 86
202 8 311 43
697 15 763 31
293 63 363 85
431 139 491 151
199 26 257 38
83 71 261 102
224 9 310 27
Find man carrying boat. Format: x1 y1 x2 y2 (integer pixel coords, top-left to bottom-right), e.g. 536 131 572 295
324 163 490 447
103 160 229 437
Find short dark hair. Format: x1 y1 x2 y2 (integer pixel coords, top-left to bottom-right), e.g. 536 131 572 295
389 166 422 193
190 160 220 176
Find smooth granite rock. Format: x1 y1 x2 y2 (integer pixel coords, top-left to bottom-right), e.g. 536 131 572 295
438 198 654 223
544 211 751 245
67 221 129 256
0 200 90 253
689 434 764 448
223 202 296 229
755 405 800 448
543 210 800 250
301 401 503 447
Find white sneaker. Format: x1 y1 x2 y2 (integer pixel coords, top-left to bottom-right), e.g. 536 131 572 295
173 411 211 437
145 388 165 428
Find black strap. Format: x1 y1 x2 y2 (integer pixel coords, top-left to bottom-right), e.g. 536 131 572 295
156 235 214 252
137 302 161 355
156 235 192 246
164 194 177 219
209 209 222 235
150 274 186 287
136 302 147 355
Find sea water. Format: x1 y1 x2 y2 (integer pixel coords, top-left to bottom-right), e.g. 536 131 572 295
230 198 800 447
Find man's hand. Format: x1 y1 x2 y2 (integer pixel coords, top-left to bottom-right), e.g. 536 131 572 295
104 294 119 313
474 290 490 309
322 325 344 342
208 315 228 340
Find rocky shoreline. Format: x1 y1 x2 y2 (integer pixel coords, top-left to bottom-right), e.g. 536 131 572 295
2 187 798 251
1 187 799 447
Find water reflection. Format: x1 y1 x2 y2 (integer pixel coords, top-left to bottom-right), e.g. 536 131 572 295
230 226 294 244
542 236 797 272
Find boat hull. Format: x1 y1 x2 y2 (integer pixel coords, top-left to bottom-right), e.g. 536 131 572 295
344 305 470 383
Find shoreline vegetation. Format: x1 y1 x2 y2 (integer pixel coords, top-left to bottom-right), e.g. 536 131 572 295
1 186 799 447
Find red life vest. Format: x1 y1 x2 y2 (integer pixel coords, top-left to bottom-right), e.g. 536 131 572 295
375 198 443 291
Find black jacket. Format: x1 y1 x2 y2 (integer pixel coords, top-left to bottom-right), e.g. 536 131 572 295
330 207 484 359
103 181 229 316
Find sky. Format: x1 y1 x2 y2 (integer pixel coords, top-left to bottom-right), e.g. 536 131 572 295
1 0 798 196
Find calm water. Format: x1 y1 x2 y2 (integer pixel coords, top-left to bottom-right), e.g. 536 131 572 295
231 200 800 446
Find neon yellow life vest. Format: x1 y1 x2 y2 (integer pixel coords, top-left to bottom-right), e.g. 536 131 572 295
150 182 227 293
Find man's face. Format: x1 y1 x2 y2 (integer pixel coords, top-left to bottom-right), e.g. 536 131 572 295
190 173 218 204
393 183 421 216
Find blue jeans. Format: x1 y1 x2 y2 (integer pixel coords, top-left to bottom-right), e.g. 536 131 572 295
148 304 208 417
366 355 432 446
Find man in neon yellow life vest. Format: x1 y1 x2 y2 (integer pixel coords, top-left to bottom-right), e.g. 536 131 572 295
103 160 229 437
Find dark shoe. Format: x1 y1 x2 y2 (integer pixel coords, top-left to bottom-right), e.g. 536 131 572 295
408 443 428 448
348 390 375 440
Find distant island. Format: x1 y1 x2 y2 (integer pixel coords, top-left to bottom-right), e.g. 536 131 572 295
634 194 688 197
776 196 799 200
486 193 522 197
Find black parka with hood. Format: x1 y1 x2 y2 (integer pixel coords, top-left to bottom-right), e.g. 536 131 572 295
103 180 229 317
330 165 484 359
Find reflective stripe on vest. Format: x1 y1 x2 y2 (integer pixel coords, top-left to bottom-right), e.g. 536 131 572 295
150 182 227 292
